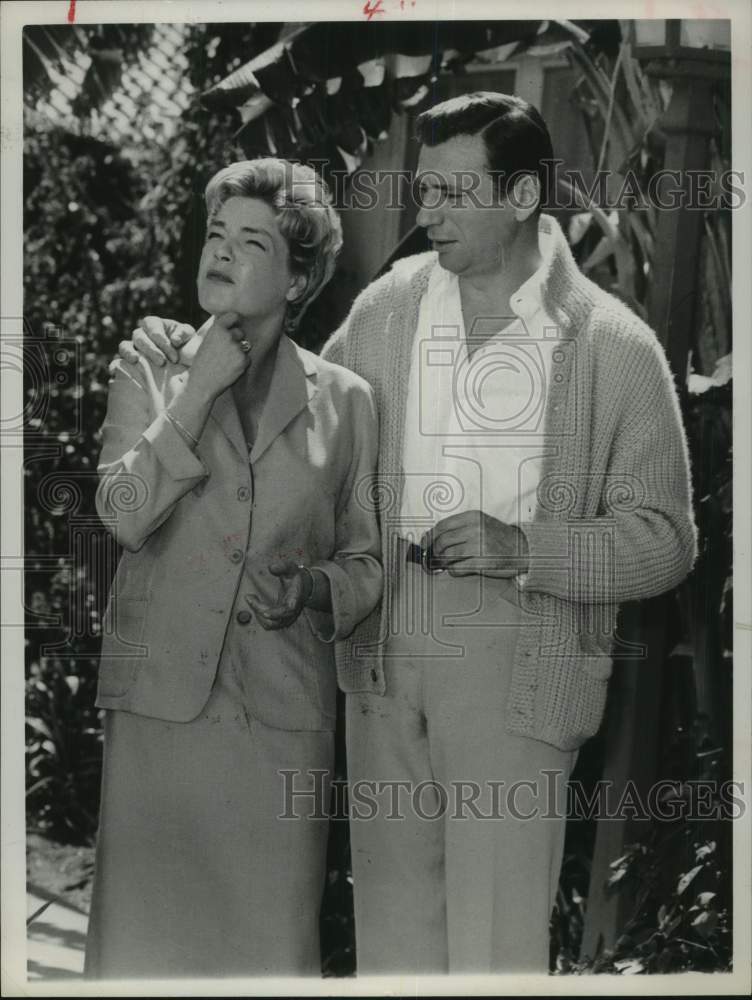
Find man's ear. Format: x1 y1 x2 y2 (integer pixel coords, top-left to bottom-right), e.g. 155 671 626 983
511 174 540 222
286 273 307 303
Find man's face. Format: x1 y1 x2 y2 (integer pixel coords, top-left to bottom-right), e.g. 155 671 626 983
415 133 517 279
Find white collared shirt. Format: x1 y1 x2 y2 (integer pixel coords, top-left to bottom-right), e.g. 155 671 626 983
399 230 562 542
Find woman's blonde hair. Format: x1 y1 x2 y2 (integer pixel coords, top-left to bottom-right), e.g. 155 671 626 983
204 158 343 331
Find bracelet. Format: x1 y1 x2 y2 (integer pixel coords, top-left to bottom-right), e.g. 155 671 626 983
165 409 199 448
298 564 316 605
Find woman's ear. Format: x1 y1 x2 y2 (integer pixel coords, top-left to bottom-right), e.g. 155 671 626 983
286 273 307 303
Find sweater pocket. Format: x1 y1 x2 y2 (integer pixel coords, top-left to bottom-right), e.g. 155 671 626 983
573 633 613 740
572 664 610 742
550 656 610 747
579 631 614 681
542 646 612 748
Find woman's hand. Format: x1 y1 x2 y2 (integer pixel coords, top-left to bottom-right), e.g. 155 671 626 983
187 312 253 401
245 559 315 630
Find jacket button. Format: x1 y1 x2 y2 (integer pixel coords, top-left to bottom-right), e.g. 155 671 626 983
236 609 252 625
229 549 244 564
237 486 251 501
370 668 378 682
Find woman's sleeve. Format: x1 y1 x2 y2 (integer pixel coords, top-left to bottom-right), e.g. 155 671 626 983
305 381 383 642
95 358 209 552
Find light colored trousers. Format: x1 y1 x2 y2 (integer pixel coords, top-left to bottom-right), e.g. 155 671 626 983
346 557 577 974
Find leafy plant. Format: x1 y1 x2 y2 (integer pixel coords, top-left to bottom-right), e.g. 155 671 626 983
554 716 733 975
560 33 664 317
562 825 731 973
26 658 103 845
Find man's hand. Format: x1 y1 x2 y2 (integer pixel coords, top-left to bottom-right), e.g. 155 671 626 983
118 316 197 367
421 510 530 577
245 559 314 630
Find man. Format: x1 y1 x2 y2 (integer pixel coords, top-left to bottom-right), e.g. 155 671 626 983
121 93 696 974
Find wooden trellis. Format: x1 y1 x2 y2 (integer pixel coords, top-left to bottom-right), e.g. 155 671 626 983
26 24 195 151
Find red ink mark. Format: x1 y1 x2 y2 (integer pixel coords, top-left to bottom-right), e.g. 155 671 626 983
67 0 76 23
222 531 245 554
363 0 385 20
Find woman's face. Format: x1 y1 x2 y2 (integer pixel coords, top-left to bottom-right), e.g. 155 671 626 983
197 196 299 322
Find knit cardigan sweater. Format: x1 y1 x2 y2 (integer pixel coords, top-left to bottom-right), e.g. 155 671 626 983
321 213 697 750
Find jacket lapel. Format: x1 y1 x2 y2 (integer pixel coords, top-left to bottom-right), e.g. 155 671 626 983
178 327 315 462
249 335 317 464
209 387 249 460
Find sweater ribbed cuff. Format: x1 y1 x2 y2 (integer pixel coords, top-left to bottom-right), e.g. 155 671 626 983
519 520 576 596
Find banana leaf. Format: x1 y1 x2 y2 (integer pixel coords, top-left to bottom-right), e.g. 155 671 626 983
627 211 654 271
557 176 617 236
581 233 616 272
703 218 731 361
615 210 638 305
715 214 732 291
620 42 660 131
568 43 636 172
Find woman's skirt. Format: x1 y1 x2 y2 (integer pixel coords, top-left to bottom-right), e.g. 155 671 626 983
84 648 334 979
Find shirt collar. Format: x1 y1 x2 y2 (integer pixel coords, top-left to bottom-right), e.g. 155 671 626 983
426 219 556 325
509 223 554 321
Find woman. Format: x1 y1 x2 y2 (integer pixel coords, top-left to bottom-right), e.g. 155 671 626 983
84 159 382 978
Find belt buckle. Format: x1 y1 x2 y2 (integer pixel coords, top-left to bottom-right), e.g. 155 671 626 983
406 541 445 575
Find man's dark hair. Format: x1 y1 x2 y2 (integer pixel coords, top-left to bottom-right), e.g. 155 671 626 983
415 92 554 214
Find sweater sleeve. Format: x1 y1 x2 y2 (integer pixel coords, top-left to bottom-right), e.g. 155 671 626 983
319 319 347 368
320 267 400 371
521 328 698 604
